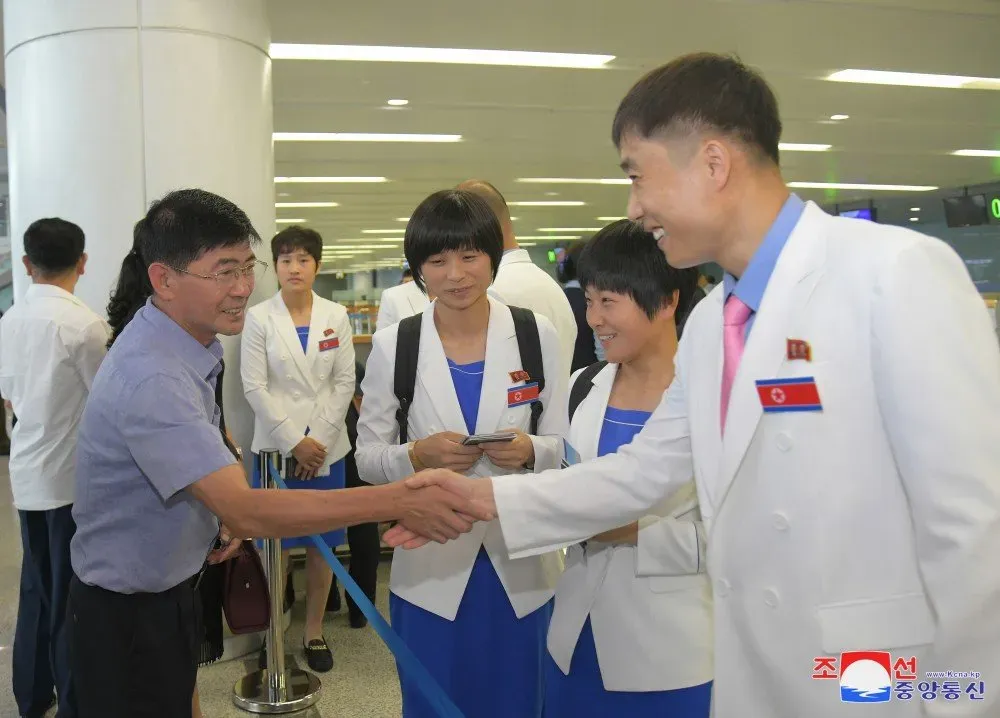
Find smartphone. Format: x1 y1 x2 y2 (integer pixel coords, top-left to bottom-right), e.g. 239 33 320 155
461 432 517 446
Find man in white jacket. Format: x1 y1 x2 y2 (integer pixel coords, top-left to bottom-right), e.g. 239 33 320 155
390 54 1000 718
458 180 578 377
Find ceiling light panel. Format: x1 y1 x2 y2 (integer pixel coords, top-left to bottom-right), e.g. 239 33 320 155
952 149 1000 157
596 216 628 221
827 69 1000 90
270 43 615 69
276 218 305 223
787 182 937 191
779 143 832 152
274 132 462 143
517 235 582 241
362 229 406 234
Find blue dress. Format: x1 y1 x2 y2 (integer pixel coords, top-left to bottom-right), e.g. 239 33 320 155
390 358 552 718
543 406 713 717
250 325 346 549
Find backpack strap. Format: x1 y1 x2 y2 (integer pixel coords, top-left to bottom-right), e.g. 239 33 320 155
508 306 545 435
393 315 423 445
568 361 608 423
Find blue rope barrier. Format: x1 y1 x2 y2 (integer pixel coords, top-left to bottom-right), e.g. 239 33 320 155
268 459 465 718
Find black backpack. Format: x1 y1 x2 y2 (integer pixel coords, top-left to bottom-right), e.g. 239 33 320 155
393 306 545 444
567 360 608 423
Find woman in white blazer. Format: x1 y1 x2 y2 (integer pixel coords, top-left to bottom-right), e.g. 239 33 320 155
356 189 568 718
240 226 355 673
544 221 712 717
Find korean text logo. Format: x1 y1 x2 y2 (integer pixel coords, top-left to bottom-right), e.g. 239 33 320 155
812 652 985 703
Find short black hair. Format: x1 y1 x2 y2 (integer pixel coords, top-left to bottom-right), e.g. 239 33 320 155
107 188 261 345
404 189 504 292
23 218 85 276
271 225 322 266
579 220 699 322
612 53 782 165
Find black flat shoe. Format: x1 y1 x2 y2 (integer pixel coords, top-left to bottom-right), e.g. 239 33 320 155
304 637 334 673
349 611 368 629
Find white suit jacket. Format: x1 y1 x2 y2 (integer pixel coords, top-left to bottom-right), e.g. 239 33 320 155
241 292 356 469
548 362 713 692
356 297 568 620
492 203 1000 718
488 248 578 378
375 281 430 333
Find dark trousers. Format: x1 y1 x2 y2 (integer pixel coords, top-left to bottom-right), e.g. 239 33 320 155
68 575 198 718
333 449 380 617
14 505 76 718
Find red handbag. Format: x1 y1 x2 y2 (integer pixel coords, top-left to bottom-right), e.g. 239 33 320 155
223 541 271 634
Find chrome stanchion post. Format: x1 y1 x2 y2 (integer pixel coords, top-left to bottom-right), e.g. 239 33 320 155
232 450 321 714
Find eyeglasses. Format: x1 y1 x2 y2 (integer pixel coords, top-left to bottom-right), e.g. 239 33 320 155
169 260 268 289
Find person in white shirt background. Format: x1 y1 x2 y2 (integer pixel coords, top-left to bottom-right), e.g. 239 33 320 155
240 225 356 673
544 219 712 717
0 218 110 718
374 265 431 332
390 52 1000 718
356 188 567 718
457 179 579 377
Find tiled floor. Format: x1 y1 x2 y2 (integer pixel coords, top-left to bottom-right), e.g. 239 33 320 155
0 457 402 718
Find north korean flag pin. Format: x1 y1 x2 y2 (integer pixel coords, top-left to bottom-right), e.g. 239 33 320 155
323 328 335 337
786 338 812 362
510 370 531 383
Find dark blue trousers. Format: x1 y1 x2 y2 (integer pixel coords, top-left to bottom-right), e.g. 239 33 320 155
14 505 76 718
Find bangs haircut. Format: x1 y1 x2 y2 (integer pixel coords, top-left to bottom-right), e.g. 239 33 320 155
579 220 699 321
404 189 504 292
271 225 323 266
612 52 782 165
135 188 261 269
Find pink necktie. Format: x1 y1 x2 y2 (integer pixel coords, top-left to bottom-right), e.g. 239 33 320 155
720 295 753 432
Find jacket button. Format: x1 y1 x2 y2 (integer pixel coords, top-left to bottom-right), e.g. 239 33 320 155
763 589 780 607
281 355 288 361
293 392 301 399
319 374 326 380
775 432 793 452
772 512 790 531
286 375 293 381
507 416 515 424
715 578 731 598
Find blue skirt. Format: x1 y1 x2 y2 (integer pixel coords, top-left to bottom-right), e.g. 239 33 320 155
251 453 346 549
390 548 552 718
543 617 712 717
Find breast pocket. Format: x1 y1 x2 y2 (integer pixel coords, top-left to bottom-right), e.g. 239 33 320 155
817 593 934 654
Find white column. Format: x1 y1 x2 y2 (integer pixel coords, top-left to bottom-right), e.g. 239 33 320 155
3 0 277 454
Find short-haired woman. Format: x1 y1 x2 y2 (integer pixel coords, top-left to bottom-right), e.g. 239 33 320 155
356 189 568 718
544 220 712 717
241 225 355 673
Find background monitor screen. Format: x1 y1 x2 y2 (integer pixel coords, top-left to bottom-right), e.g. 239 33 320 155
943 195 988 228
547 247 565 264
839 208 876 221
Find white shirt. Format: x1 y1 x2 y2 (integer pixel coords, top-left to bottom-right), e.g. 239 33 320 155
375 281 430 333
0 284 110 510
488 248 577 378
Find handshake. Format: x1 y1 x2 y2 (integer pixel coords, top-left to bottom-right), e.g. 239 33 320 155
383 469 495 550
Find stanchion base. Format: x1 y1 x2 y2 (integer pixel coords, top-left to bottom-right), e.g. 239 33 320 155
232 669 322 714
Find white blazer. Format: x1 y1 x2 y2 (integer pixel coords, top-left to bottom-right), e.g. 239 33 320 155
375 281 430 333
241 292 356 470
548 362 713 692
488 248 578 378
356 296 568 620
492 202 1000 718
